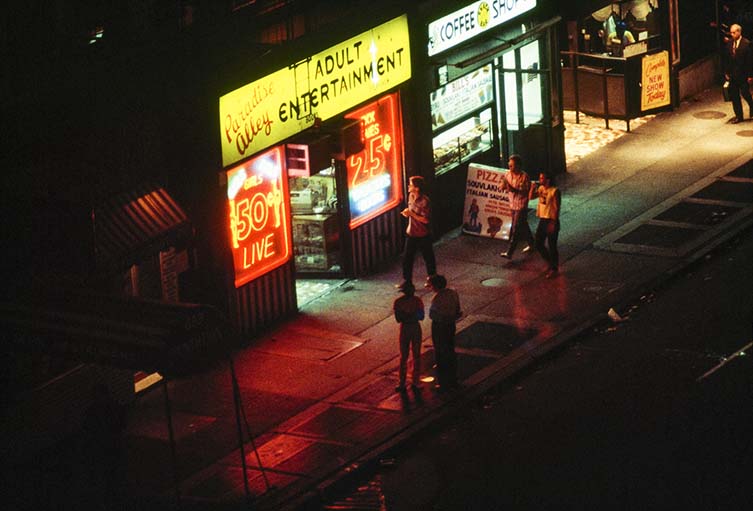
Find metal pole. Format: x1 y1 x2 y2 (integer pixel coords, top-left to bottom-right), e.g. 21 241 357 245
602 58 610 130
162 379 182 510
229 357 253 503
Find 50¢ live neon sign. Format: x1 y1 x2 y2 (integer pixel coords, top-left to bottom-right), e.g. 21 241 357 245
226 147 292 287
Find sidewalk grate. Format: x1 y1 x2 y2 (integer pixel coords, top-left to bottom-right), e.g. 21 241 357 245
690 181 753 203
653 202 742 226
455 321 537 353
727 161 753 179
614 224 702 248
345 376 401 406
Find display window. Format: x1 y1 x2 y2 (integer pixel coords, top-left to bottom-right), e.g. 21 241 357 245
430 65 495 175
226 147 292 287
432 107 493 175
345 92 404 229
289 168 341 273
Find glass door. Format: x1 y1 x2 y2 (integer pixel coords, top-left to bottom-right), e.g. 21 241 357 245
496 37 554 175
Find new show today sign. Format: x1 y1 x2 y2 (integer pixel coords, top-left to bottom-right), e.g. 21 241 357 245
641 50 671 111
220 15 411 168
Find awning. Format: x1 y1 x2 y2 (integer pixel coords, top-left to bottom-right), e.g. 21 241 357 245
1 287 241 377
93 183 192 271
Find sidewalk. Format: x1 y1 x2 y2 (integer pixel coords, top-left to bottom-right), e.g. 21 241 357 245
123 88 753 510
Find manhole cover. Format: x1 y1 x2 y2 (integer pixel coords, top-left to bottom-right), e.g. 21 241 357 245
736 129 753 137
481 278 506 287
693 110 726 119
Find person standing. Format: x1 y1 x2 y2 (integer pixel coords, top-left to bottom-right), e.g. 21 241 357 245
500 154 533 259
398 175 437 290
428 274 462 391
530 172 562 279
393 282 425 392
724 23 753 124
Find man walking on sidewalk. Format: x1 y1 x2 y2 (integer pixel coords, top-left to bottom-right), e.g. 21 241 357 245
530 172 562 279
724 23 753 123
398 175 437 290
500 154 533 259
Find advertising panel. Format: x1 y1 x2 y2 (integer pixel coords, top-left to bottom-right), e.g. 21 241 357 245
220 15 412 168
226 147 292 288
345 92 403 229
641 50 671 111
428 0 537 56
431 64 494 131
462 163 512 239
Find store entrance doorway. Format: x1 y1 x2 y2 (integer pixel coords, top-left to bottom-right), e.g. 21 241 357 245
496 36 562 174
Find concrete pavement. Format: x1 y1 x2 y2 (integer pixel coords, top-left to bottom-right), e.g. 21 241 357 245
122 87 753 511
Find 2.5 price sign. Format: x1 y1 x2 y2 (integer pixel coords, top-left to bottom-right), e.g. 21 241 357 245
345 92 404 229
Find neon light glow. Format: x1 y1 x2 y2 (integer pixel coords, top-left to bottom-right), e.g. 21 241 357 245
226 147 292 288
345 92 403 229
219 15 411 167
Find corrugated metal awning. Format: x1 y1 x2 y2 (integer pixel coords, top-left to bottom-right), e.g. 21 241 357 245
93 183 192 270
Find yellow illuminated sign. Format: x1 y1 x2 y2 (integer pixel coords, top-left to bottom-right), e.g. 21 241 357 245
220 15 412 168
641 51 671 111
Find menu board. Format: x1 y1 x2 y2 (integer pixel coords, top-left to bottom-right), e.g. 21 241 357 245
430 64 493 131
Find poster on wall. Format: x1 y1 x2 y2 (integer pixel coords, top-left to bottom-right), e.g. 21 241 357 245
226 147 292 288
640 50 670 111
462 163 512 240
430 64 493 131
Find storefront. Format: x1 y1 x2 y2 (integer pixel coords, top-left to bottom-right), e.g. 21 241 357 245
561 0 674 128
217 14 412 334
413 0 566 234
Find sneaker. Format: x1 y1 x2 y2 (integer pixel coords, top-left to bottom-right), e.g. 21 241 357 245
500 251 511 259
522 244 532 253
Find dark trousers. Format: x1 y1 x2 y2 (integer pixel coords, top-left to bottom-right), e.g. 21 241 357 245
402 235 436 283
508 208 533 254
730 79 753 120
431 321 457 387
535 218 560 270
399 322 422 386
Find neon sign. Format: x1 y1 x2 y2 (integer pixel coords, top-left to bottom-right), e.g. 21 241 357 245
226 147 292 287
219 15 412 168
345 92 403 229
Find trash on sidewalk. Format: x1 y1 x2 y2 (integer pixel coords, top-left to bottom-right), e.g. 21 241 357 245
607 307 626 323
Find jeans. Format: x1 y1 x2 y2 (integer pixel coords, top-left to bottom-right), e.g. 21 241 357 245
402 235 436 283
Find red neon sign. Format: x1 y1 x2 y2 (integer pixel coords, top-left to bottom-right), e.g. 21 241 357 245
226 147 292 288
345 92 404 229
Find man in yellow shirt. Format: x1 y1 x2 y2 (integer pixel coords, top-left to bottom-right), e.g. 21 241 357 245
530 172 561 279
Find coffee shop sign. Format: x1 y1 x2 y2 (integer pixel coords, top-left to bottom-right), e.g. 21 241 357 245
428 0 537 57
